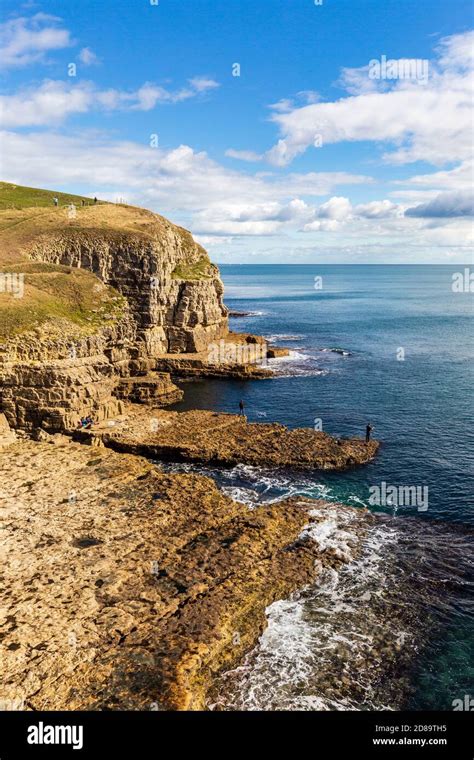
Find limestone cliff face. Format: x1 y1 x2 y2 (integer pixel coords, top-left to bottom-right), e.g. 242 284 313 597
0 315 134 430
27 211 228 356
0 204 227 430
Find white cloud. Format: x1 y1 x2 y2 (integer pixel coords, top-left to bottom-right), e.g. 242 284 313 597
337 65 381 96
436 30 474 71
276 171 373 196
0 130 373 238
225 149 263 162
0 80 92 127
78 47 100 66
392 160 473 192
266 31 474 168
188 76 219 93
5 127 468 255
303 219 341 233
0 76 221 127
355 200 400 218
301 196 352 232
192 198 316 235
318 196 352 221
269 90 320 113
0 13 72 68
1 23 472 262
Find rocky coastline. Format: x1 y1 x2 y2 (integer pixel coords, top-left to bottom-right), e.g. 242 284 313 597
1 438 376 711
0 189 379 710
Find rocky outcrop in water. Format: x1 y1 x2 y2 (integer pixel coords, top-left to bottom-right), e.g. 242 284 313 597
74 406 380 471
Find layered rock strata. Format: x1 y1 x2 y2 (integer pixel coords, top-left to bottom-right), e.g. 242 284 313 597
0 205 272 432
25 207 228 357
0 312 182 431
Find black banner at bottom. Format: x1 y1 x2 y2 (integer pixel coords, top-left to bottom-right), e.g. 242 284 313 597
0 710 471 758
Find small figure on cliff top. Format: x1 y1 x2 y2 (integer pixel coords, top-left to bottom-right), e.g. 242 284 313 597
366 423 373 443
93 196 98 204
239 400 245 417
53 197 59 207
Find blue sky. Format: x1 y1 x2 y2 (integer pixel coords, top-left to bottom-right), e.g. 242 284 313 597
1 0 473 262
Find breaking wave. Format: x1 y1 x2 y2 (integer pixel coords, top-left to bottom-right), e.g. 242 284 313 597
159 462 473 712
268 349 327 378
209 512 472 711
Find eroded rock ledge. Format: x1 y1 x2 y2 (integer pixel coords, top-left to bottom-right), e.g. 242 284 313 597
1 439 374 711
73 406 379 470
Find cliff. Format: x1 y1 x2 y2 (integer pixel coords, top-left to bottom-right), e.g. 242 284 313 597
0 185 381 713
0 185 229 430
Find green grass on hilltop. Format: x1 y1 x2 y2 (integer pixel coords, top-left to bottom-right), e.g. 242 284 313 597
0 181 105 210
172 256 215 280
0 266 126 341
0 181 215 342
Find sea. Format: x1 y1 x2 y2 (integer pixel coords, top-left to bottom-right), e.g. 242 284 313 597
168 264 474 711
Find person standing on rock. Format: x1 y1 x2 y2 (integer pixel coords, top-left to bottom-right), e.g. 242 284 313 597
366 423 373 443
239 400 245 417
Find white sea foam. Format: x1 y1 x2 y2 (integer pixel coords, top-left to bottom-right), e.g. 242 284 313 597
269 350 310 363
265 333 305 343
211 509 407 711
319 347 352 356
268 349 327 377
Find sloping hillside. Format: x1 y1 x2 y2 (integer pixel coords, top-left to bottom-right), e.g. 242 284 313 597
0 183 222 347
0 181 104 210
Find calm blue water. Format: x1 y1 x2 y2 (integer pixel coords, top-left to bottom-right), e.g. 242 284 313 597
174 264 474 524
170 265 473 710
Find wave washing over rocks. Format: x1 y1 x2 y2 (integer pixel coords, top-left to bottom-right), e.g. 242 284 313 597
163 462 333 505
164 462 473 711
209 513 472 711
264 340 354 377
268 350 326 377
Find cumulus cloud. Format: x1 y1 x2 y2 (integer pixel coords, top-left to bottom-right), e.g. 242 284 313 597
318 196 352 221
0 80 92 127
303 219 341 232
355 200 400 218
0 13 72 68
0 76 221 127
265 31 473 168
300 197 408 232
192 199 317 235
0 129 365 206
0 129 377 240
301 196 352 232
78 47 100 66
405 190 474 218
